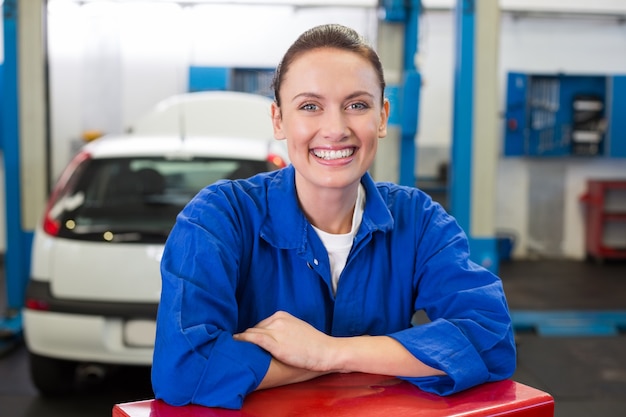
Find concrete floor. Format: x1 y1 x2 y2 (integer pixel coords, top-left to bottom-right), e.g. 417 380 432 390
1 259 626 417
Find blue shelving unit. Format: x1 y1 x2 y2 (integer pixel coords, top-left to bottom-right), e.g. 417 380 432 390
504 72 626 158
188 66 275 99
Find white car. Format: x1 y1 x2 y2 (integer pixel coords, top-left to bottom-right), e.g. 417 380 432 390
23 133 288 395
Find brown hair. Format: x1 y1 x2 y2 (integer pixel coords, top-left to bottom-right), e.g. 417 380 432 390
272 24 386 107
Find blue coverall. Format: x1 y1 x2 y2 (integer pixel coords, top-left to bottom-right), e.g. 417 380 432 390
152 165 516 409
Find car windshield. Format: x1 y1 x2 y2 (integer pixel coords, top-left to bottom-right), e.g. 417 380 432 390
51 156 274 243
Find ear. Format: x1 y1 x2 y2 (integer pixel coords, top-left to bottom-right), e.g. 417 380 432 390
378 98 390 138
271 102 286 140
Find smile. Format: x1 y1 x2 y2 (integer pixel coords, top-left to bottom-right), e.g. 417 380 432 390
312 148 355 160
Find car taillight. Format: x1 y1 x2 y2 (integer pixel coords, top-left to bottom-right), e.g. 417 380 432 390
25 298 50 311
42 214 61 236
268 153 287 169
42 150 92 236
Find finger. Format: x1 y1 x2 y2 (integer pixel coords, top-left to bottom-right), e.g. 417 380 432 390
233 327 265 340
233 329 277 351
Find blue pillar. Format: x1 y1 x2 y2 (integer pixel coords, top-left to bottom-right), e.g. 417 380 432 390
382 0 421 187
1 0 30 350
450 0 474 231
450 0 499 273
399 0 421 187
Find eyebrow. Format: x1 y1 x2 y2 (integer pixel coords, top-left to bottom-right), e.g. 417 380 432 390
290 91 376 103
291 92 322 103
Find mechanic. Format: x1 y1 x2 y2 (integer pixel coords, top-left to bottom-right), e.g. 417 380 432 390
151 23 516 409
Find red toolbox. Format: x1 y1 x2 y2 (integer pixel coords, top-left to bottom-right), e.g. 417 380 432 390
580 180 626 262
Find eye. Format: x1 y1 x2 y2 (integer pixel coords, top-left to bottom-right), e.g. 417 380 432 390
347 102 369 111
300 103 319 111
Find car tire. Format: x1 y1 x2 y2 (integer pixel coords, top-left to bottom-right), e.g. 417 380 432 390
29 352 78 396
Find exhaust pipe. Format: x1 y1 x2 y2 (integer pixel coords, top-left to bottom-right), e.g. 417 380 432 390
77 363 108 384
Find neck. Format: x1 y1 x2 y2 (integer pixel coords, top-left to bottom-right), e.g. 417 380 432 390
296 179 359 235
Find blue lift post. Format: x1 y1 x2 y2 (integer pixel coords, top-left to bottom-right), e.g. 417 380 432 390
450 0 474 234
381 0 422 187
450 0 499 273
1 0 32 356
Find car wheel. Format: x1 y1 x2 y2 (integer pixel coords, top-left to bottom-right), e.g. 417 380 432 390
29 353 78 395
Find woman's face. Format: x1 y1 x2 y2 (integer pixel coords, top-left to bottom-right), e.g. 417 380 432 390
271 47 389 194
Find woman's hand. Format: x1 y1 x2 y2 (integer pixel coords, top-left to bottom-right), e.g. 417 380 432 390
234 311 339 372
234 311 446 384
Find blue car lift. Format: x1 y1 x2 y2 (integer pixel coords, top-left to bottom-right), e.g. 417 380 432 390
450 0 500 273
512 310 626 337
381 0 422 188
383 0 501 273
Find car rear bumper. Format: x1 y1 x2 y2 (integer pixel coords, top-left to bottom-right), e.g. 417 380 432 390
23 310 155 365
23 280 158 365
25 280 158 318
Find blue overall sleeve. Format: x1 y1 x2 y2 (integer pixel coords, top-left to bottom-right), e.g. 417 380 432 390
151 186 271 409
388 198 516 395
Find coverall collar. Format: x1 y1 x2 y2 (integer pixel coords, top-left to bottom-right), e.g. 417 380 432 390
261 165 394 250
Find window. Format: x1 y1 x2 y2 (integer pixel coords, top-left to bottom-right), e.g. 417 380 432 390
50 157 270 243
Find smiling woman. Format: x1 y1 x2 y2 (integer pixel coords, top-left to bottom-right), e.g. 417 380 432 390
269 46 388 221
151 23 516 410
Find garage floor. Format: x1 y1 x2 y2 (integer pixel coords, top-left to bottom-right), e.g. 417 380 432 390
1 258 625 417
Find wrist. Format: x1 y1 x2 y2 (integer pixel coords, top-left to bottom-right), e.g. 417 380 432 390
326 335 362 373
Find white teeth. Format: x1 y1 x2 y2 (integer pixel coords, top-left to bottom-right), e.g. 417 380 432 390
313 148 354 160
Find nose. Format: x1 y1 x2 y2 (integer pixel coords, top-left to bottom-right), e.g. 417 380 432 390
321 108 349 141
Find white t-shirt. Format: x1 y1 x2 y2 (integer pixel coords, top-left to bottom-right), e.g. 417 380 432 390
312 184 365 295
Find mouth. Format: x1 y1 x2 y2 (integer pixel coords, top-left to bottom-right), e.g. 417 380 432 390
312 147 356 161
